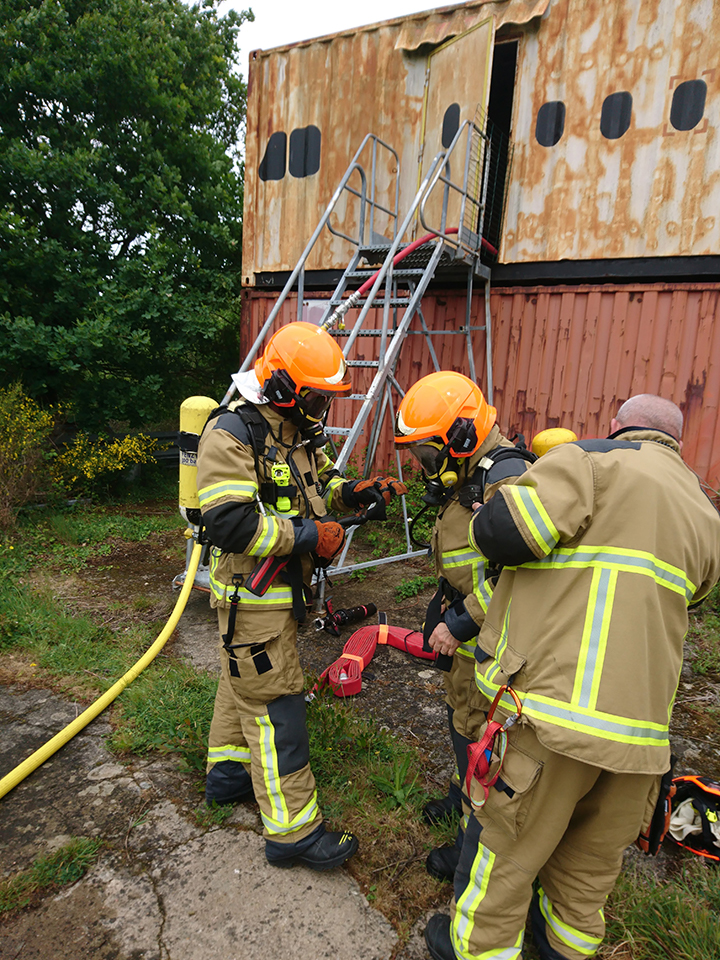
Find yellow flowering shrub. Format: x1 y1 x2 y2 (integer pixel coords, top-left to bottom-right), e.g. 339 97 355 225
0 383 161 528
0 383 56 529
51 432 159 493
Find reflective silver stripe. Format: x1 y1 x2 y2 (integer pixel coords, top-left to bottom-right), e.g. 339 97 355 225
208 745 251 763
248 515 280 558
198 480 258 507
454 842 495 952
260 793 320 835
456 640 478 658
574 567 615 710
474 670 669 746
256 713 287 827
539 887 602 955
442 548 486 567
526 547 695 600
323 475 345 504
507 485 558 555
208 560 293 606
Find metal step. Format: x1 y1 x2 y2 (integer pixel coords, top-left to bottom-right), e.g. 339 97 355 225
346 359 379 367
346 268 426 279
331 328 398 337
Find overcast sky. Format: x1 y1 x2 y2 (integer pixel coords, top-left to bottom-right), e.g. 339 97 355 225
223 0 441 79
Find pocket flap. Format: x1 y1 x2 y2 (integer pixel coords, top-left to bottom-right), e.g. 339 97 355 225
498 643 526 678
500 744 542 795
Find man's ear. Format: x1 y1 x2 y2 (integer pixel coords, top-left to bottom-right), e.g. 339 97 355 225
610 417 620 435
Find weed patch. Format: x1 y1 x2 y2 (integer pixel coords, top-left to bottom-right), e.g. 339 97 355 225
395 574 436 602
0 837 102 915
601 859 720 959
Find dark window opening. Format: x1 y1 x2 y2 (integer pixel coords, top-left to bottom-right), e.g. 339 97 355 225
289 125 322 177
535 101 566 147
600 91 632 139
480 40 519 263
259 131 287 181
670 79 707 131
441 103 461 148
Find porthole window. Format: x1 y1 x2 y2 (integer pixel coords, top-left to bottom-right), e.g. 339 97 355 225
441 103 461 148
259 131 287 181
600 91 632 140
289 125 321 178
670 79 707 131
535 101 566 147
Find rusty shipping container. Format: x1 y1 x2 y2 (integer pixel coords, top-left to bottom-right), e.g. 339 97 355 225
242 282 720 494
240 0 720 492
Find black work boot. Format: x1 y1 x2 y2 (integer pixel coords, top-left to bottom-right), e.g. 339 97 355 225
265 824 359 871
425 914 456 960
422 793 461 825
426 843 461 882
205 760 254 805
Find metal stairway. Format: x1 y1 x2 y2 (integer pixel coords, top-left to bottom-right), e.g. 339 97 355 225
216 115 506 583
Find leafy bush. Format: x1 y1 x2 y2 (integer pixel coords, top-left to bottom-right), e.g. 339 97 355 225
0 382 55 528
0 383 162 528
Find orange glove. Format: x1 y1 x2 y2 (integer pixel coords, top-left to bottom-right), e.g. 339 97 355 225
313 519 346 560
373 476 407 505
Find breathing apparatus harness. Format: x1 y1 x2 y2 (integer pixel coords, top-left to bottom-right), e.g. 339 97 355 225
201 400 332 630
409 435 537 550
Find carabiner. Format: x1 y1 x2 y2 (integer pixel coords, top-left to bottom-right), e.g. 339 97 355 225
486 684 523 728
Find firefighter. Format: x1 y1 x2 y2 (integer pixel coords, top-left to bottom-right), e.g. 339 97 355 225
197 321 404 870
424 394 720 960
393 371 534 882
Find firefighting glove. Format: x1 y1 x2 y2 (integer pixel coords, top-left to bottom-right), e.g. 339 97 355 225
313 519 346 560
343 476 407 510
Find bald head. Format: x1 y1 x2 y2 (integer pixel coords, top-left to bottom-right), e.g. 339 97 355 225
613 394 683 441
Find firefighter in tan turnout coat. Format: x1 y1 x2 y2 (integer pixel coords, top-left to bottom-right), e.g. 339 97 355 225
424 394 720 960
197 321 403 871
394 371 536 882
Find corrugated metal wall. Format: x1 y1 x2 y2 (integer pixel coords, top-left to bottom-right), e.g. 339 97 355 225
242 282 720 493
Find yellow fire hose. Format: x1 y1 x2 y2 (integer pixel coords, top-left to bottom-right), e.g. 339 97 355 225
0 539 203 802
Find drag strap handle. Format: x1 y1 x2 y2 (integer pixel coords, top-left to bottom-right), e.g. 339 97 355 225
423 583 453 672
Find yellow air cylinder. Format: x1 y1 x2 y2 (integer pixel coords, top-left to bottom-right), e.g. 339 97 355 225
179 396 218 523
531 427 578 457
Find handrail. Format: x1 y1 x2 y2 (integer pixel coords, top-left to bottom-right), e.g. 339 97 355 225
419 117 493 258
220 134 399 405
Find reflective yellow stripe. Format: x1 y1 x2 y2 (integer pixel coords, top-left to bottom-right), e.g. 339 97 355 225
198 479 258 507
256 713 288 828
323 475 345 504
538 887 602 956
209 555 293 607
474 665 669 747
208 745 251 763
506 485 559 556
317 459 336 476
247 515 280 558
260 792 320 835
572 568 616 710
524 546 695 600
453 845 523 959
456 642 477 659
454 840 495 955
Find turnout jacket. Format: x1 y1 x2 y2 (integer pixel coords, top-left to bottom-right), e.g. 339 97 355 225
470 429 720 774
434 424 531 662
196 400 347 613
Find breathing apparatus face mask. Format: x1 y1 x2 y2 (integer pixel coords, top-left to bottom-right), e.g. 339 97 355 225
263 369 334 445
408 440 459 505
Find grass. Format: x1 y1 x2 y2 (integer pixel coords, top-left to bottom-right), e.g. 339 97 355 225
4 495 720 954
600 859 720 959
687 585 720 677
0 838 102 914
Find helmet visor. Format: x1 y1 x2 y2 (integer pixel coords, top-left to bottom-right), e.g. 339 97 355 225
407 439 447 478
298 387 335 421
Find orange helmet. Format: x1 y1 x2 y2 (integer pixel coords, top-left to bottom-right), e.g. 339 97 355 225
255 322 351 421
394 371 496 476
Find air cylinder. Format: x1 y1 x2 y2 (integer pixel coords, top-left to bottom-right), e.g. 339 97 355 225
179 396 218 524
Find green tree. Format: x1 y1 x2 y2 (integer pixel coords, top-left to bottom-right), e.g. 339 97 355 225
0 0 252 427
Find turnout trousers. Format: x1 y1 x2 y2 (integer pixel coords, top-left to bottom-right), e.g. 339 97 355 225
444 653 491 816
450 722 660 960
206 606 322 844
